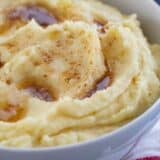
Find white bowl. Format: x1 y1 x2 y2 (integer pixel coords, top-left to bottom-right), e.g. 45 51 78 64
0 0 160 160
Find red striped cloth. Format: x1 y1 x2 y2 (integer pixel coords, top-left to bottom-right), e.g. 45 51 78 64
125 119 160 160
137 157 160 160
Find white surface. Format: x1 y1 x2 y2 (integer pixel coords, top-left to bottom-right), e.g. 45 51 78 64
125 119 160 160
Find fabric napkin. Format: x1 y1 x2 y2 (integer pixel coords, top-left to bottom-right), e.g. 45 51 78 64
124 119 160 160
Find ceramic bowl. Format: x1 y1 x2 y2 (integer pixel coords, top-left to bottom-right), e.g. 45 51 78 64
0 0 160 160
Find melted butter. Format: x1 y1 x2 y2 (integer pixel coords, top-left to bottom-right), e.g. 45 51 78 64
0 61 3 68
94 20 107 33
8 5 58 27
24 86 54 102
0 105 26 122
85 72 113 98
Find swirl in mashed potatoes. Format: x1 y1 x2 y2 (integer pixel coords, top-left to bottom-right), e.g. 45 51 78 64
0 0 159 147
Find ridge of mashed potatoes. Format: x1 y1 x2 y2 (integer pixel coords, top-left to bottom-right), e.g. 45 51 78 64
0 0 159 148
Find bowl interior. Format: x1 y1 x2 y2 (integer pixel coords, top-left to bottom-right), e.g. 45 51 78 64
104 0 160 43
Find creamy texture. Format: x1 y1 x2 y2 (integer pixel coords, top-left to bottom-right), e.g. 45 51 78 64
0 0 159 148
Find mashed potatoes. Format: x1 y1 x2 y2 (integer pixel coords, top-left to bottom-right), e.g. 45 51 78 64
0 0 159 148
